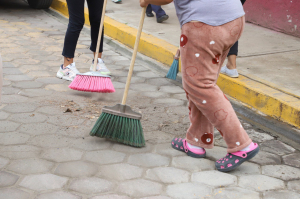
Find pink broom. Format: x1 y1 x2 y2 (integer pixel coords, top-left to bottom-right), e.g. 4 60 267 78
69 0 115 93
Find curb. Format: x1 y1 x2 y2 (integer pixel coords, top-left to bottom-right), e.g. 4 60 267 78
50 0 300 129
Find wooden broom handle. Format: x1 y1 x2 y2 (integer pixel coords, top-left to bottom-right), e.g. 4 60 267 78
122 7 146 105
93 0 108 71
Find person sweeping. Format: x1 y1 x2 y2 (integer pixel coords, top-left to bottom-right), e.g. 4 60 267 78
57 0 111 81
139 0 259 172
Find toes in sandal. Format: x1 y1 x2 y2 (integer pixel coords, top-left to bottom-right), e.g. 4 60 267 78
171 138 206 158
216 142 259 172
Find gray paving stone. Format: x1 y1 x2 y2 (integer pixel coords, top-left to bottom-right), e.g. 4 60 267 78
89 195 130 199
36 106 64 115
0 111 10 120
172 156 215 172
262 165 300 181
19 88 53 97
159 86 184 94
55 161 98 177
206 146 228 161
4 74 33 81
263 190 300 199
0 157 9 169
229 162 261 176
7 158 54 175
249 151 281 165
20 174 68 191
140 197 172 199
117 179 163 198
146 167 190 184
287 180 300 192
153 98 184 106
29 134 75 148
261 140 296 156
128 153 170 167
239 175 285 191
1 86 21 95
112 143 153 153
10 113 47 123
36 77 66 84
3 103 37 113
85 150 126 165
71 137 113 151
166 182 212 199
12 81 44 89
213 187 260 199
154 143 186 157
118 76 146 84
0 94 28 103
147 78 173 86
35 191 82 199
99 163 143 181
136 71 159 78
45 84 70 92
69 177 114 194
3 67 23 75
41 147 83 162
0 132 30 145
141 91 169 98
0 145 41 159
0 171 19 187
0 188 30 199
19 123 59 135
47 115 85 126
144 131 175 145
283 153 300 168
192 170 237 187
247 129 274 142
130 83 158 92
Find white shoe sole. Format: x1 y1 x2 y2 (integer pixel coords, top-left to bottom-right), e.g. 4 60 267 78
56 71 73 81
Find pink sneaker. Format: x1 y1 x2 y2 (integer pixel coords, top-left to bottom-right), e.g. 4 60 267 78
216 142 259 172
171 138 206 158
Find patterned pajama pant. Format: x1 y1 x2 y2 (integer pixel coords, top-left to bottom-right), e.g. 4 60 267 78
181 16 252 153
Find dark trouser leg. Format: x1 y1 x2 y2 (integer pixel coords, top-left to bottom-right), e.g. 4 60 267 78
151 5 166 18
146 4 152 13
62 0 85 58
228 40 238 56
86 0 104 53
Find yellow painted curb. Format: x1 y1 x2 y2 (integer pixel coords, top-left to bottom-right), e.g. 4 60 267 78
50 0 300 128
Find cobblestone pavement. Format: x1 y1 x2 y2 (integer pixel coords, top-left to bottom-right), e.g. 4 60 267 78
1 1 300 199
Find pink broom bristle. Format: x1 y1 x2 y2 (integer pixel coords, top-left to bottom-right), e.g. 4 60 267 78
69 75 115 93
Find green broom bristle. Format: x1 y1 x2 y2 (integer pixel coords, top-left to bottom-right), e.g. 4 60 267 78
90 112 145 147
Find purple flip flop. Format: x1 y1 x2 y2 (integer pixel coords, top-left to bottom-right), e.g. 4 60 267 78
171 138 206 158
216 142 259 172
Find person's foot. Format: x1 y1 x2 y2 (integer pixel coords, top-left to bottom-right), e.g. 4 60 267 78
56 63 79 81
112 0 122 3
157 14 169 23
171 138 206 158
215 142 259 172
220 65 239 78
146 12 154 17
90 58 111 75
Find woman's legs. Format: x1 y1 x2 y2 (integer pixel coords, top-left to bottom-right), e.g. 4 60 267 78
181 17 252 153
86 0 104 58
62 0 85 68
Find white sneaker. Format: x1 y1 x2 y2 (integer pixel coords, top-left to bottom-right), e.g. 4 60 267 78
112 0 122 3
56 63 80 81
90 58 111 75
220 65 239 78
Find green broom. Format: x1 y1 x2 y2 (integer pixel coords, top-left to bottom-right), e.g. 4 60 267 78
166 48 180 80
90 7 147 147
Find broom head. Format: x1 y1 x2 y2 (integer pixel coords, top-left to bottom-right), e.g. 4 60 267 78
90 104 145 147
69 71 115 93
166 49 180 80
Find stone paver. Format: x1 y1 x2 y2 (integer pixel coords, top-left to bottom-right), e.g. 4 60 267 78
262 165 300 181
35 191 82 199
0 4 299 198
0 171 19 187
7 158 54 175
54 161 98 178
166 182 212 199
20 174 68 191
117 179 163 198
99 163 143 181
146 167 190 184
69 177 114 194
239 175 285 191
191 171 237 187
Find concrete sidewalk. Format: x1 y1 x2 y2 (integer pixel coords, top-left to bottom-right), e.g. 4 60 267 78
51 0 300 129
